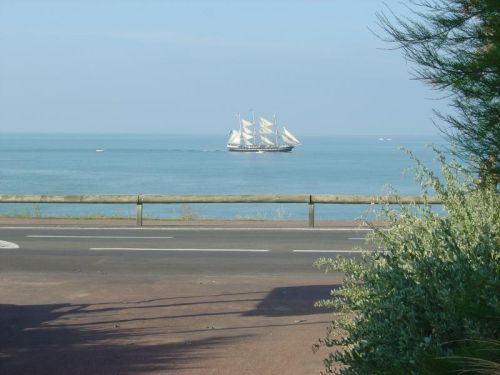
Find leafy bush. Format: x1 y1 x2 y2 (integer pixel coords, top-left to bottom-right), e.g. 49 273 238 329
314 152 500 374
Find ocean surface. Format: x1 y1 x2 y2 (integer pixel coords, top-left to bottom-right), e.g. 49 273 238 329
0 134 446 220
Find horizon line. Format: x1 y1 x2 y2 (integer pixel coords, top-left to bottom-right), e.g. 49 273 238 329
0 131 443 137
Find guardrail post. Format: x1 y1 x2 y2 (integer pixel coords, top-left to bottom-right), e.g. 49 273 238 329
308 200 315 228
136 199 143 227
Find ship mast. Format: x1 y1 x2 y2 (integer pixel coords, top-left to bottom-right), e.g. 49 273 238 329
251 110 256 146
273 114 279 146
238 113 242 147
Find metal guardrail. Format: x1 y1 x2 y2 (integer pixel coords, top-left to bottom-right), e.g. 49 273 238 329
0 194 441 227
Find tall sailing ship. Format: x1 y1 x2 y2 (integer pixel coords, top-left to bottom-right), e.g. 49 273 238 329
226 114 300 152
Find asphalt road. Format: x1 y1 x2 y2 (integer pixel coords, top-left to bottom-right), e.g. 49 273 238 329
0 225 373 276
1 225 375 374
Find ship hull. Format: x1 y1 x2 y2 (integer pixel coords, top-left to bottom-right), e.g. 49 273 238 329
227 145 294 152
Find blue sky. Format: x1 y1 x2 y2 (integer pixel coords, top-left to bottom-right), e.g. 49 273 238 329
0 0 448 135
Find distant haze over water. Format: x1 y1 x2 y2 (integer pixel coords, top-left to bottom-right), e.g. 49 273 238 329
1 1 447 136
0 133 445 220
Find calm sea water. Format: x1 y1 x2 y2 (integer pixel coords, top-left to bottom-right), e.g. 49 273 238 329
0 134 445 220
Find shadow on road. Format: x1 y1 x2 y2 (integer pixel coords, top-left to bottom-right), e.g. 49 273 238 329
0 285 337 374
242 284 339 317
0 303 247 375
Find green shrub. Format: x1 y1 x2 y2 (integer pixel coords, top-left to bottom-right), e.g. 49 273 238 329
314 152 500 374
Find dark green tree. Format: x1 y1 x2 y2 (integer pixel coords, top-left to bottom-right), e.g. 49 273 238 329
377 0 500 181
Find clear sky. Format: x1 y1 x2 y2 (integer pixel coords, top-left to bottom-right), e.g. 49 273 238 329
0 0 448 136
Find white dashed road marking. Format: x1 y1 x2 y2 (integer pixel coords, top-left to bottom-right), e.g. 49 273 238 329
0 240 20 249
292 249 364 253
89 248 269 252
27 235 173 239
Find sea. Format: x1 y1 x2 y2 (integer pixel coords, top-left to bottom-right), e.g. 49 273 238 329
0 134 446 221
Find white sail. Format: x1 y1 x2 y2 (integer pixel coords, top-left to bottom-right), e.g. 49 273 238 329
259 117 273 127
242 127 253 135
241 119 253 127
227 130 241 145
259 125 274 135
241 120 253 136
259 117 274 135
241 132 253 141
243 138 253 146
281 134 296 146
260 135 275 146
282 127 300 144
242 128 254 138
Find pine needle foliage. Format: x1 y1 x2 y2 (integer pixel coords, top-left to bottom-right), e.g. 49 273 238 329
377 0 500 177
314 152 500 374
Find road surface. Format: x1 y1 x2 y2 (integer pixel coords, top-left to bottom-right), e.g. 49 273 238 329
0 225 373 276
0 224 374 375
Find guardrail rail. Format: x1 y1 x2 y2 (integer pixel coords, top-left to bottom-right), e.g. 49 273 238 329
0 194 441 227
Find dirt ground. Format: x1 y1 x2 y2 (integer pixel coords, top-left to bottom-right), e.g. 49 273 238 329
0 272 340 375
